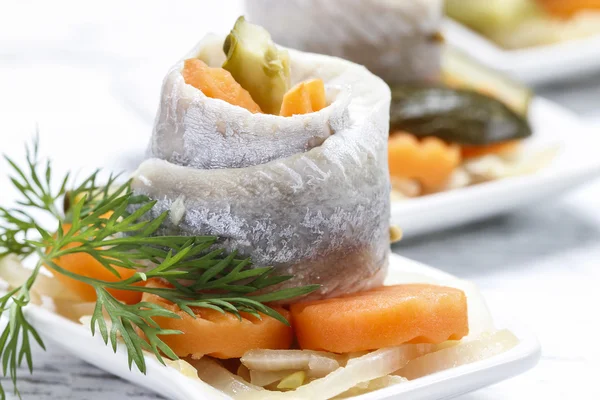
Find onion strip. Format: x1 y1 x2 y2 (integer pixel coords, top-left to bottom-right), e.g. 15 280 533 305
192 357 263 397
236 344 434 400
241 349 342 376
396 330 519 380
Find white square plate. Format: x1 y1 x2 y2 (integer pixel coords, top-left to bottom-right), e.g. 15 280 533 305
392 97 600 238
22 254 540 400
444 19 600 84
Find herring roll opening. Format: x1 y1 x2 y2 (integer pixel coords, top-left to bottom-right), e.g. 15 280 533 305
133 17 391 301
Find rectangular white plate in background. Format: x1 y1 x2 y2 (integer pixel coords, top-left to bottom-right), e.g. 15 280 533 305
392 97 600 238
444 19 600 85
23 253 540 400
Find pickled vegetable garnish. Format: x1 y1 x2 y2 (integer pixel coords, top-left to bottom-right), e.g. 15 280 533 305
390 86 532 145
183 58 262 113
223 16 291 114
388 132 461 192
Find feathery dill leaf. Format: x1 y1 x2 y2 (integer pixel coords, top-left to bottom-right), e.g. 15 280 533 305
0 137 319 396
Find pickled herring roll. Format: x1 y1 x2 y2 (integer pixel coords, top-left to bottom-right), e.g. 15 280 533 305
149 32 352 170
132 18 391 301
246 0 444 84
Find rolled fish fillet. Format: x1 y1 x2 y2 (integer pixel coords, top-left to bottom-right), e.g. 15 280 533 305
245 0 444 84
132 33 391 301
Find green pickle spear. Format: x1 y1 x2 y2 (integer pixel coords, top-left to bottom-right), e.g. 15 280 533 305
223 16 291 115
389 86 532 145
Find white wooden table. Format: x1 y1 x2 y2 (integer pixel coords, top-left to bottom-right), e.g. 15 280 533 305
1 1 600 398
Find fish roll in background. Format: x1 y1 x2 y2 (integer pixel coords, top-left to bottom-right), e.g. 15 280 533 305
246 0 444 84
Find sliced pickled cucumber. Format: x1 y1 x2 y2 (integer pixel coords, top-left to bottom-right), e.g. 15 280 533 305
222 16 290 115
390 86 532 145
277 371 306 390
442 47 532 116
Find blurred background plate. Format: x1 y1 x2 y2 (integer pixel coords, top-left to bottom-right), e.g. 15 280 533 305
444 19 600 85
391 97 600 237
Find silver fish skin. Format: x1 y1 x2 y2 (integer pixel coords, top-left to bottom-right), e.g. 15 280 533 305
132 35 391 302
148 34 352 169
246 0 443 84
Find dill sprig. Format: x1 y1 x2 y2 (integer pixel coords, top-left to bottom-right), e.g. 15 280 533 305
0 138 319 397
0 208 36 259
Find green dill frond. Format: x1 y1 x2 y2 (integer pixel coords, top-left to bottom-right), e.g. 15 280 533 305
0 136 320 396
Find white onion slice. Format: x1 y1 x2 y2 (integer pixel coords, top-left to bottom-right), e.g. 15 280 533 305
192 358 263 397
334 375 408 399
396 330 519 380
463 146 558 183
390 190 407 202
165 358 199 379
434 340 460 351
237 364 252 383
79 315 94 328
54 300 96 321
307 355 340 377
244 349 376 387
441 167 471 191
390 177 421 198
241 349 342 376
0 255 80 301
237 344 434 400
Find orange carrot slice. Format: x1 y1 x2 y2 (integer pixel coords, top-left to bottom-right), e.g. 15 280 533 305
388 132 461 191
279 79 326 117
142 279 293 359
536 0 600 17
47 223 142 304
461 140 520 159
182 58 262 113
291 284 468 353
